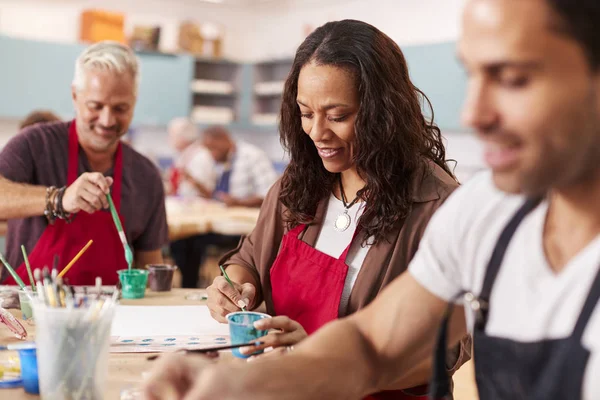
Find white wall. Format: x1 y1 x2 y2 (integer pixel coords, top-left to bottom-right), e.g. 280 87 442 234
0 0 254 59
249 0 466 60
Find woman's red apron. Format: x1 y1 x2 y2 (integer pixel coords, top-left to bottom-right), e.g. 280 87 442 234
271 224 429 400
4 120 128 286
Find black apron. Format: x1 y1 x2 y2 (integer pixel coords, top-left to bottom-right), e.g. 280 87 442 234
430 198 600 400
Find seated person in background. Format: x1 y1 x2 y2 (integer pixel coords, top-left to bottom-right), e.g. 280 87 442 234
170 125 278 288
200 125 278 208
203 20 470 399
0 41 168 286
19 110 61 130
166 117 215 198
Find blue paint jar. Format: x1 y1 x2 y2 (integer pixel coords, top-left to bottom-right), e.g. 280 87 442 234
18 348 39 394
226 312 271 358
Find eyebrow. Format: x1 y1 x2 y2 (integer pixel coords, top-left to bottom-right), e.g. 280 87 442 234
296 100 351 111
456 53 543 72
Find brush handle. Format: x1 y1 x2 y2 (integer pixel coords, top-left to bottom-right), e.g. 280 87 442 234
219 265 246 311
0 252 26 289
21 245 35 292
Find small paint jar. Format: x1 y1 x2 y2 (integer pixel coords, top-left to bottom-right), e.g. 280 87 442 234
226 312 271 358
18 347 39 394
147 264 177 292
117 269 149 299
18 289 37 322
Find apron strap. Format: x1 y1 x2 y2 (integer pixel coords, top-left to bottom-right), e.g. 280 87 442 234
572 264 600 340
67 121 79 185
67 119 124 211
428 197 541 400
476 197 542 330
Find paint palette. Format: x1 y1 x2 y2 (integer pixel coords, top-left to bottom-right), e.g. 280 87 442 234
109 335 230 353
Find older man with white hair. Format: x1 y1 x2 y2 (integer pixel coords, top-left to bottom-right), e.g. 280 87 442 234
0 41 168 286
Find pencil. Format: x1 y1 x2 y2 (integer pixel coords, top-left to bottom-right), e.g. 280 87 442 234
58 240 93 278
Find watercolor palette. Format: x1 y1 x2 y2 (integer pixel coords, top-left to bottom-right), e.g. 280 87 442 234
109 335 230 353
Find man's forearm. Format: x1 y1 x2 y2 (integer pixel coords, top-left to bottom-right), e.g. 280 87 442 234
0 176 47 219
233 196 263 208
223 318 380 400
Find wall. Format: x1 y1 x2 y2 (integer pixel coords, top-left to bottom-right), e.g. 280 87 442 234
0 0 253 59
0 0 484 178
249 0 466 60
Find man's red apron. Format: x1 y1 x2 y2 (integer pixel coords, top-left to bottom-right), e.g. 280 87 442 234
271 224 429 400
4 120 128 286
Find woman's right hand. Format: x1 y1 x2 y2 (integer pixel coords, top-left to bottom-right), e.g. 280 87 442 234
207 276 257 323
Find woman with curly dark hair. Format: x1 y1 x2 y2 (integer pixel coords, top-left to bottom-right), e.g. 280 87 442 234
207 19 470 398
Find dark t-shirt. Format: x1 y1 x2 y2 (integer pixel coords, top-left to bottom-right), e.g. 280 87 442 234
0 121 168 279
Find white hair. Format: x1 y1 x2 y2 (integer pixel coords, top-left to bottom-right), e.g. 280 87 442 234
72 41 140 94
168 117 200 142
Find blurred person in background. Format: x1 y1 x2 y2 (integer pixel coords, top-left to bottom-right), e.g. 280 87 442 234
201 125 278 208
19 109 61 130
166 117 215 198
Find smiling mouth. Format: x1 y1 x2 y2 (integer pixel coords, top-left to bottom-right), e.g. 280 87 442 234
483 141 521 171
317 147 342 159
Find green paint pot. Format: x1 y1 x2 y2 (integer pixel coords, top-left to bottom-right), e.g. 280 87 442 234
117 269 148 299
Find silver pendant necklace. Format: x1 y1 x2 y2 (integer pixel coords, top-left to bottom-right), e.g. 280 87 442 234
334 175 360 232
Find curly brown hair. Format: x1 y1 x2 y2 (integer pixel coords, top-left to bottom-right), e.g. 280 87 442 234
279 19 456 244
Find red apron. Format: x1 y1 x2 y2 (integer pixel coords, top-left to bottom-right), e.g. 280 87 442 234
4 120 128 286
270 224 429 400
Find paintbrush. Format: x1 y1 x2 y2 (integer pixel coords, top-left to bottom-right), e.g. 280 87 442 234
106 194 133 270
42 267 57 308
20 246 35 292
219 265 247 311
0 252 26 290
34 269 47 305
146 341 265 361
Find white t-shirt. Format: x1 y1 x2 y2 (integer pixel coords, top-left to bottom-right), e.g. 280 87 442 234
176 145 216 198
219 141 278 200
314 194 370 316
409 171 600 400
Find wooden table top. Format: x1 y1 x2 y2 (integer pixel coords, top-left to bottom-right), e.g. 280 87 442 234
166 197 260 241
0 288 479 399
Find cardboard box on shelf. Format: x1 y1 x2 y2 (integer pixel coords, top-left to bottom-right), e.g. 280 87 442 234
129 26 161 52
80 9 126 44
177 21 223 58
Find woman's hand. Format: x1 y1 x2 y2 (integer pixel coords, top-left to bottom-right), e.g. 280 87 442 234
240 316 308 358
206 276 256 323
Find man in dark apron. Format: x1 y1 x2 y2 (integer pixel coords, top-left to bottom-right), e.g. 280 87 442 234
142 0 600 398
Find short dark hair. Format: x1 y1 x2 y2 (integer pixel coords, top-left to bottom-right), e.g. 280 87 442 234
279 19 455 244
547 0 600 69
20 110 60 130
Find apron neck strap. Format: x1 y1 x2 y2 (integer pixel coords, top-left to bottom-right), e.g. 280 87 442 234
67 120 124 210
291 223 361 262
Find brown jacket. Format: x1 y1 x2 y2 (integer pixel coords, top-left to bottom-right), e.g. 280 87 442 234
222 161 471 375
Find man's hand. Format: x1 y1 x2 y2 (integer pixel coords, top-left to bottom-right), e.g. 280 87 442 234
62 173 113 214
